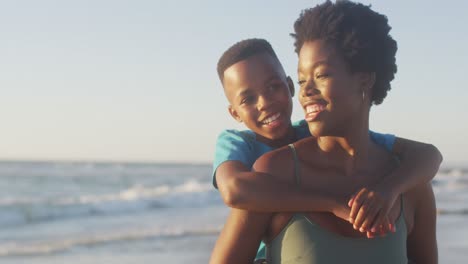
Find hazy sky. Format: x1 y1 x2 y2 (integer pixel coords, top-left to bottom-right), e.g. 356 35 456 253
1 0 467 165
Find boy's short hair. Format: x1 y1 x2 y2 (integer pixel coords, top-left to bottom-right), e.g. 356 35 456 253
291 0 398 105
217 38 280 84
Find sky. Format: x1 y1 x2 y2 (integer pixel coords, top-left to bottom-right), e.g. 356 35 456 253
0 0 467 166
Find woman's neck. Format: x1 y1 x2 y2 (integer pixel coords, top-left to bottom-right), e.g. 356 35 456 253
316 115 371 176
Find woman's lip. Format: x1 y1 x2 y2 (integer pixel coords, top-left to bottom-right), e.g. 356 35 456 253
304 103 326 113
305 110 323 122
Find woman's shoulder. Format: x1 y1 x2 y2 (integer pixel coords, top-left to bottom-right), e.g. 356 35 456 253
253 144 294 172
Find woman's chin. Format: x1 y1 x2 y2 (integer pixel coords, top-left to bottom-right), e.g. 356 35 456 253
308 124 325 137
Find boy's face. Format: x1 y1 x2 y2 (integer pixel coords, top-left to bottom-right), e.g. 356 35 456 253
223 52 294 145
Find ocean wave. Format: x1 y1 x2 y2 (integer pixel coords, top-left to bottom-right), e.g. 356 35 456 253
437 208 468 215
0 180 212 206
0 180 220 227
0 161 211 178
0 226 220 257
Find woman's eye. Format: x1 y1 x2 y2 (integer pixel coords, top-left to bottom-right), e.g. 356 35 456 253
297 80 306 86
316 73 329 79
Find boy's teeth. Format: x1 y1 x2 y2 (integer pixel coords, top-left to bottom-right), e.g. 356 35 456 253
263 113 280 124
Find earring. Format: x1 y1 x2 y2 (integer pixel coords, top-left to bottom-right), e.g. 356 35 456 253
362 91 365 101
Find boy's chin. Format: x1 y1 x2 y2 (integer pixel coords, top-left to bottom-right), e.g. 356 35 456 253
264 128 290 140
257 131 289 142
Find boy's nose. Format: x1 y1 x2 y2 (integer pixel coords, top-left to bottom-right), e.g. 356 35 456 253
257 95 273 111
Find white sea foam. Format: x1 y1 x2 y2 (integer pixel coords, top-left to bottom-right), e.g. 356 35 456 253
0 179 217 227
0 180 212 206
0 226 221 257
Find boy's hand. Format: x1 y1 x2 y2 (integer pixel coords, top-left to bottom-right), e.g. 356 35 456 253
365 216 394 238
332 202 352 222
348 186 398 236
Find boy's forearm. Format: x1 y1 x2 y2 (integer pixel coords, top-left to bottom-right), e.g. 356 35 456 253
387 139 442 195
220 171 341 213
209 208 269 264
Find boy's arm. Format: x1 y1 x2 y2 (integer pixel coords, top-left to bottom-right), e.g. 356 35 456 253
350 137 442 233
209 208 272 264
381 137 442 195
216 160 347 217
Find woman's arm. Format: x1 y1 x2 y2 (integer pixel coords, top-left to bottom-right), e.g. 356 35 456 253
349 138 442 233
209 208 272 264
407 182 438 263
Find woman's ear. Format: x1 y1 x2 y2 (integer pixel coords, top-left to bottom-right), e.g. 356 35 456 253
228 105 242 123
286 76 295 97
360 72 376 95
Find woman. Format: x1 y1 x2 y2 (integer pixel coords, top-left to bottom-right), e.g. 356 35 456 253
210 1 437 263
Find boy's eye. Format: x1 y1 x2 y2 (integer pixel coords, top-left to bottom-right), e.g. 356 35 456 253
269 84 281 91
297 80 306 87
241 96 255 105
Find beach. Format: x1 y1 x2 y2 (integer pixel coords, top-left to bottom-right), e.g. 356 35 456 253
0 162 466 263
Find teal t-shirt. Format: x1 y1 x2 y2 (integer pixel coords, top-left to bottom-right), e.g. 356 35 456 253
212 120 396 260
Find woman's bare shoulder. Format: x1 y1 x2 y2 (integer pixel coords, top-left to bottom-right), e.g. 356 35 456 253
253 137 320 177
253 145 294 174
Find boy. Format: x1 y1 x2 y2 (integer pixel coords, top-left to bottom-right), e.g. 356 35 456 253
212 38 441 262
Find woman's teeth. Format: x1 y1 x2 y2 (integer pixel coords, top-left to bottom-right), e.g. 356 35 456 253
306 104 325 113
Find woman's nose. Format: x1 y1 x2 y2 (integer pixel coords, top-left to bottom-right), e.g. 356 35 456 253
301 81 319 97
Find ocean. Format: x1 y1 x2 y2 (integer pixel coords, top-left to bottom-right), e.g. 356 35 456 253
0 161 466 263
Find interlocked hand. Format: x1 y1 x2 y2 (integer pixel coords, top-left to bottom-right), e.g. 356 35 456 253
348 186 398 238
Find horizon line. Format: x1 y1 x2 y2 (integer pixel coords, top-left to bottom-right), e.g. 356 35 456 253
0 158 212 166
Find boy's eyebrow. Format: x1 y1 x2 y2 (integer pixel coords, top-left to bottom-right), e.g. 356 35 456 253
235 75 283 97
237 88 252 98
264 75 283 83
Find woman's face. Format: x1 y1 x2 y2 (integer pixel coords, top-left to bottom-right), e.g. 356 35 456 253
297 40 365 137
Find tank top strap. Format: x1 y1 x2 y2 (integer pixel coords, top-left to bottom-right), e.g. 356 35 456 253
287 144 301 188
399 194 405 217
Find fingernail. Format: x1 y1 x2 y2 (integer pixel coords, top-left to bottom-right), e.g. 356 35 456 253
349 218 354 224
353 225 357 230
371 227 376 232
359 227 365 232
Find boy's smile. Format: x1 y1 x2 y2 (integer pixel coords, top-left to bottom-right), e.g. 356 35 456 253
260 112 281 127
222 52 295 146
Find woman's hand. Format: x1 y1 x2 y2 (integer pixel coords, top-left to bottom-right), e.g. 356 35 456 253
347 186 397 238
